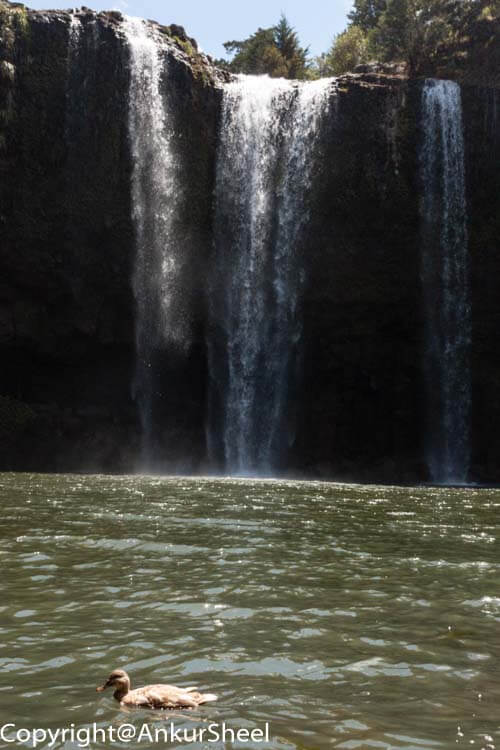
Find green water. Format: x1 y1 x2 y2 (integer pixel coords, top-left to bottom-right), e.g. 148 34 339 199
0 474 499 749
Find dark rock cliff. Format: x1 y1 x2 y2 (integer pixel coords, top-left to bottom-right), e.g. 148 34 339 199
294 74 423 483
294 74 500 484
0 0 221 471
464 84 500 483
0 0 498 483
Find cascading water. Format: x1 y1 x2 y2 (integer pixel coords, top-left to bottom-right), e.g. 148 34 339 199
65 13 81 139
68 13 81 50
124 17 185 467
420 79 471 484
208 75 334 475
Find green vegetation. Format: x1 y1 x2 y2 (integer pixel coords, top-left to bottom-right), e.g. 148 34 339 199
322 25 369 74
173 35 196 58
0 3 25 156
0 1 28 39
369 0 455 71
216 1 499 79
0 0 29 72
218 14 312 79
324 0 500 75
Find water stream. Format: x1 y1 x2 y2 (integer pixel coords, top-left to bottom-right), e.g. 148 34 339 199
124 18 184 467
420 79 471 485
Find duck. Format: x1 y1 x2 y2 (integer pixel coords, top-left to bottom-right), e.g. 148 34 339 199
96 669 218 710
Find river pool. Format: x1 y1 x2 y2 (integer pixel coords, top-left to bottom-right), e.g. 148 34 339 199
0 474 499 749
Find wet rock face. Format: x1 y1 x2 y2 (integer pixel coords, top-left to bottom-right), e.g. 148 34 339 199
0 0 220 471
295 75 500 485
0 0 498 482
292 75 424 483
463 85 500 483
0 3 137 471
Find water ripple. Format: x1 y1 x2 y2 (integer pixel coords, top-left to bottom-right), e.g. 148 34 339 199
0 473 499 749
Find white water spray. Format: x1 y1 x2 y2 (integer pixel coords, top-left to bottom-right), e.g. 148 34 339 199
208 75 334 475
124 17 185 464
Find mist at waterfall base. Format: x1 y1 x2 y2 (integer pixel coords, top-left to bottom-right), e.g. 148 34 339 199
122 19 471 484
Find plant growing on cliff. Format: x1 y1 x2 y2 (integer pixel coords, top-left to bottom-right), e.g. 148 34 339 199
0 1 29 60
174 36 195 57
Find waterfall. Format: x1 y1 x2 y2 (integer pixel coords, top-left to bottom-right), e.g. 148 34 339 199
208 75 333 476
420 79 471 485
68 13 81 49
124 17 185 467
65 13 81 138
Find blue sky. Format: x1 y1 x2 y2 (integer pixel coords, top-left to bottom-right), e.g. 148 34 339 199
26 0 353 58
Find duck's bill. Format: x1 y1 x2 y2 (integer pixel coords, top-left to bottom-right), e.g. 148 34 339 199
96 685 105 692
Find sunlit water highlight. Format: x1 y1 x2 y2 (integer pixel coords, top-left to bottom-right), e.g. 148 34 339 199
1 474 499 749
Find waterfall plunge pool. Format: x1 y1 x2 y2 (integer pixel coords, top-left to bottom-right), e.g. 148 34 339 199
0 474 499 749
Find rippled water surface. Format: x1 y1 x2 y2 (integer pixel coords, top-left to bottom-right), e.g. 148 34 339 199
1 474 499 749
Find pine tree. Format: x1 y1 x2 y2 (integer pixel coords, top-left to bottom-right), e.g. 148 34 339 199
221 16 311 79
273 14 310 78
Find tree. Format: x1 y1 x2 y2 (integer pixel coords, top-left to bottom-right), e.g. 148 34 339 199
369 0 414 61
369 0 457 72
324 25 369 74
221 16 311 79
311 53 332 78
273 14 310 78
348 0 388 30
320 0 499 78
222 27 277 75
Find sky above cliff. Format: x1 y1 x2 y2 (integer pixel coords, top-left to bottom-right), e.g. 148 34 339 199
26 0 352 58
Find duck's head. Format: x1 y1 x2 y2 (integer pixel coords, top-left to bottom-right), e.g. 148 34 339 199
96 669 130 693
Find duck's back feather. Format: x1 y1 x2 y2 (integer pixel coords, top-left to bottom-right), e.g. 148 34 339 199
121 684 217 709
